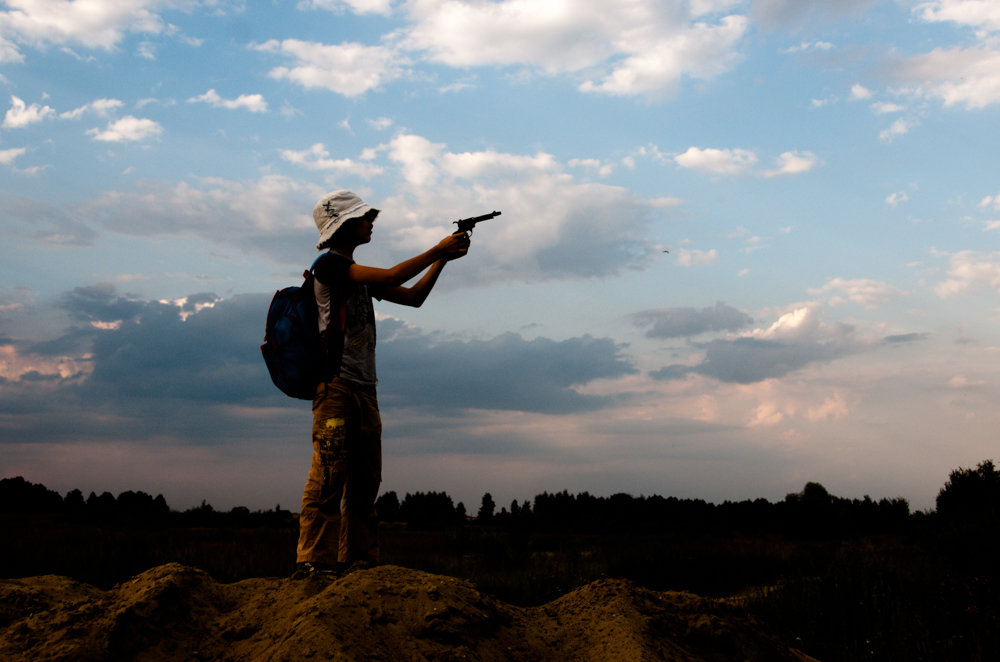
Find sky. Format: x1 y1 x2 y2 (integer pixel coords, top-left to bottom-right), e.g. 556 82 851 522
2 0 999 513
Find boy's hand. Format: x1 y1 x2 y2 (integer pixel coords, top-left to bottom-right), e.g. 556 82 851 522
437 232 471 261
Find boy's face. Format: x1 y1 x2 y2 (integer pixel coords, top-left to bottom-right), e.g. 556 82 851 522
340 211 377 246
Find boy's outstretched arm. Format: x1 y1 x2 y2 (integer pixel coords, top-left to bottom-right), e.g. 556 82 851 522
376 259 449 308
347 233 469 288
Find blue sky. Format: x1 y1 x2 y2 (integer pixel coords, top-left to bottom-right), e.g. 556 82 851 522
2 0 999 512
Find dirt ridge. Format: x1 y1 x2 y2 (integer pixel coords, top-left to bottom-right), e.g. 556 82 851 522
1 563 816 661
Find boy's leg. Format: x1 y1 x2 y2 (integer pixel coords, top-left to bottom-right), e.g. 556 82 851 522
296 380 352 566
341 385 382 565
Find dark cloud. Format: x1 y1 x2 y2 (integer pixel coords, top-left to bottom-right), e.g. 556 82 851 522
379 326 638 414
633 302 753 339
752 0 879 30
0 194 98 246
883 332 929 344
652 336 852 384
60 284 146 323
1 285 639 455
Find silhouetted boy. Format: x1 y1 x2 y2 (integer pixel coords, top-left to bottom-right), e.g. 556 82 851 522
294 190 470 578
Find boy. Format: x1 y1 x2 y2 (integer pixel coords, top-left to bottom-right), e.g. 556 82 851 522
294 190 470 578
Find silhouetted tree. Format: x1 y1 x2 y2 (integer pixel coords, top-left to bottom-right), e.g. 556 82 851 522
376 490 401 522
0 476 64 514
399 491 458 530
936 459 1000 522
477 493 496 521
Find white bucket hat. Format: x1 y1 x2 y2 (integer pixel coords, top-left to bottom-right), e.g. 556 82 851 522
313 190 378 249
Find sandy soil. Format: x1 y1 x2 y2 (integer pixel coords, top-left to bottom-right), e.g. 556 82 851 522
1 563 816 661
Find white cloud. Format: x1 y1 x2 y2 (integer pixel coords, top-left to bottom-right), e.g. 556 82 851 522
893 47 1000 108
80 135 663 281
763 150 818 177
0 34 23 62
60 98 124 120
401 0 748 97
850 83 873 99
86 116 163 142
279 142 383 177
300 0 393 15
84 174 321 242
915 0 1000 33
188 89 268 113
781 40 834 54
934 250 1000 297
0 0 165 55
809 277 906 309
886 191 909 207
879 118 913 142
675 146 758 175
367 116 393 130
979 193 1000 210
0 146 27 165
3 95 55 128
255 38 408 96
871 101 904 114
675 247 719 266
806 392 849 422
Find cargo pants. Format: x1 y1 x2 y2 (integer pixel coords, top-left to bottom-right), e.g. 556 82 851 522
296 377 382 566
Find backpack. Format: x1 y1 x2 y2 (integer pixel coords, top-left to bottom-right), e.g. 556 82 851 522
260 254 344 399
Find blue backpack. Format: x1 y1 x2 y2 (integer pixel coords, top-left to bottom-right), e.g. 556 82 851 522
260 255 343 399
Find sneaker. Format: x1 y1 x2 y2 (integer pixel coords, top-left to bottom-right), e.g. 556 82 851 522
291 562 341 579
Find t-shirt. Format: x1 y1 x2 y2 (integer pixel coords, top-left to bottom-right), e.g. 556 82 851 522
313 251 378 386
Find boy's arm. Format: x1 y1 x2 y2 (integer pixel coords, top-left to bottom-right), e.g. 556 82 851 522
347 233 469 288
375 259 449 308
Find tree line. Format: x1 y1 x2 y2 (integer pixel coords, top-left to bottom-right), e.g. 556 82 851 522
3 458 995 537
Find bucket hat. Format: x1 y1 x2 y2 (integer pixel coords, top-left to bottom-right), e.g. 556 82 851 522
313 190 378 249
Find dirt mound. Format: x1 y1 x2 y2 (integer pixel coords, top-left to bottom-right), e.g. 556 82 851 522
1 563 815 661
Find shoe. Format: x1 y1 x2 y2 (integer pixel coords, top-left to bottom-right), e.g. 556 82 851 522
291 562 341 579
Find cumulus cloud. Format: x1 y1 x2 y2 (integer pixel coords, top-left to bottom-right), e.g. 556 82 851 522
673 146 817 177
808 277 906 309
188 89 268 113
892 47 1000 109
301 0 393 15
763 151 819 177
652 304 867 383
81 174 321 254
934 250 1000 297
86 116 163 142
0 0 166 58
915 0 1000 33
255 38 409 96
65 132 662 281
255 2 751 99
280 142 383 177
886 191 909 207
673 247 719 266
59 98 124 120
632 302 753 338
397 0 748 97
0 146 27 165
367 133 662 281
980 194 1000 210
675 146 758 175
879 117 914 142
3 95 55 128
